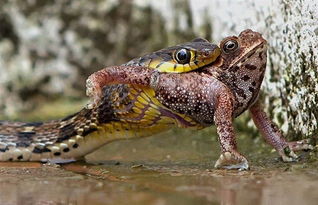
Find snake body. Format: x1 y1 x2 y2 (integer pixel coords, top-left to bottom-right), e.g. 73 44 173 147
0 38 220 162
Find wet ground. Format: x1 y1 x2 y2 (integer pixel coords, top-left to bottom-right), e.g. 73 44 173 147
0 127 318 205
1 102 318 205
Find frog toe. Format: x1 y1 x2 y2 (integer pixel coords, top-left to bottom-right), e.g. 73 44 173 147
214 151 249 171
279 146 299 162
288 139 315 152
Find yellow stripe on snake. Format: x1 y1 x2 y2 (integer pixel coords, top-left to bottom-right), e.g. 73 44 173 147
0 38 220 162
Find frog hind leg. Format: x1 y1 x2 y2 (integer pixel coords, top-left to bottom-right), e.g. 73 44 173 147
249 100 314 162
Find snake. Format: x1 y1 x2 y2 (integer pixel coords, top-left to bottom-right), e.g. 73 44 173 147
0 38 220 162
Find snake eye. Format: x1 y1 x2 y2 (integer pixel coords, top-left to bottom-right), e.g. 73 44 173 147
223 40 239 53
175 48 191 64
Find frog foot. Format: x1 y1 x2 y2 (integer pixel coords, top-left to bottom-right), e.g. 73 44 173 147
214 151 249 171
280 139 315 162
279 147 298 162
288 139 315 151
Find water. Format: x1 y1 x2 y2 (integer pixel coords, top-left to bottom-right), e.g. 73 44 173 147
0 129 317 205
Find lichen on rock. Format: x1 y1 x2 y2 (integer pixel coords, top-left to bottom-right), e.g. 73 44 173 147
265 0 318 139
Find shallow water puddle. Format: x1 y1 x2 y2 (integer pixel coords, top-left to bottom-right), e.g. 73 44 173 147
61 161 318 205
0 131 317 205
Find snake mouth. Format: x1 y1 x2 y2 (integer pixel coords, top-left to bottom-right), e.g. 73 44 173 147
204 46 221 59
184 54 223 73
198 47 222 66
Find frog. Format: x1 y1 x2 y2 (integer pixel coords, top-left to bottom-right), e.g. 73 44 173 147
86 29 314 170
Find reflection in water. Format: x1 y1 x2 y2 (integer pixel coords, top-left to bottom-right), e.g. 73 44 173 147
219 177 239 205
0 160 318 205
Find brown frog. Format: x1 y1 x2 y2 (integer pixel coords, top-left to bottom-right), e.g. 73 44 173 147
87 29 313 170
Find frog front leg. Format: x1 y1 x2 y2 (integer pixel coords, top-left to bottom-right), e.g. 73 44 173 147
86 66 158 106
249 101 314 162
214 88 249 170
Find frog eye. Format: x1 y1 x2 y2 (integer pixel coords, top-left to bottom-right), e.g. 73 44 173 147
175 48 191 64
222 40 239 53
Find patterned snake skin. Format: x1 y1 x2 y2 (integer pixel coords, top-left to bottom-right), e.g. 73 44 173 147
0 38 220 162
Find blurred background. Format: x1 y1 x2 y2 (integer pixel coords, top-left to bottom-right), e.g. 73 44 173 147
0 0 317 139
